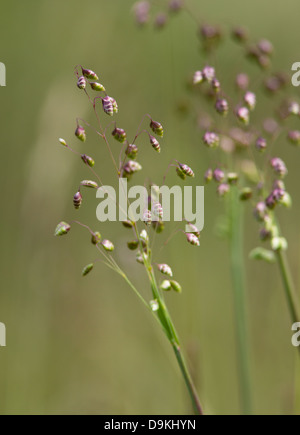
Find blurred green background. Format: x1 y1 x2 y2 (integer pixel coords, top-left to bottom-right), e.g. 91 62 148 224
0 0 300 415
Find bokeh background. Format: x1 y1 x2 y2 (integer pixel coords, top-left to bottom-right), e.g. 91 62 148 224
0 0 300 415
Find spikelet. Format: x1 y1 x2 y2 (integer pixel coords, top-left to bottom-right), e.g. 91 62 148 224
54 222 71 237
81 154 95 167
186 233 200 246
91 232 101 245
193 71 204 85
153 202 163 220
157 263 173 277
143 209 152 226
101 240 115 252
75 126 86 142
90 82 105 92
125 144 138 159
77 76 86 90
73 191 83 210
112 127 127 143
59 138 67 147
160 280 172 291
127 240 139 251
150 135 161 153
179 163 195 178
82 68 99 81
82 264 94 277
150 120 164 137
123 161 142 175
80 180 99 189
122 220 134 229
170 280 182 293
102 96 114 116
140 229 149 244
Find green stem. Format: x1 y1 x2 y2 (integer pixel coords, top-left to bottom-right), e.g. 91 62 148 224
148 268 204 415
229 187 253 415
276 250 300 354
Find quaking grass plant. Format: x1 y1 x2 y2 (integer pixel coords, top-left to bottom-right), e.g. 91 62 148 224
133 0 300 415
55 66 203 415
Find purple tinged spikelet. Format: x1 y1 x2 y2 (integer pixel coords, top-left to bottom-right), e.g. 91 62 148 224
143 209 152 226
232 27 249 43
217 183 230 197
54 222 71 237
157 263 173 277
81 154 95 167
244 91 256 111
112 127 127 143
81 68 99 81
168 0 183 12
193 71 204 85
153 202 163 220
215 98 229 116
253 202 268 222
73 191 83 210
150 135 161 153
179 163 195 178
237 106 250 125
150 120 164 137
123 160 142 175
256 137 267 152
212 78 221 92
258 39 274 56
125 144 139 159
186 233 200 246
288 130 300 145
77 76 86 90
270 157 288 178
75 126 86 142
203 131 220 148
213 168 225 183
102 96 114 116
202 66 216 83
236 73 249 90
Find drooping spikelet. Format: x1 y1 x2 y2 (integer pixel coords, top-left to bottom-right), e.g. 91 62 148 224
54 222 71 237
77 76 86 90
75 126 86 142
81 68 99 81
150 120 164 137
157 263 173 277
82 264 94 277
81 154 95 167
73 191 83 209
179 163 195 178
101 240 115 252
143 209 152 226
102 96 114 116
186 233 200 246
149 135 161 153
112 127 127 143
